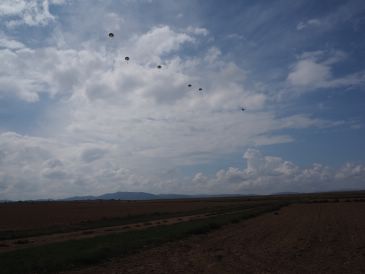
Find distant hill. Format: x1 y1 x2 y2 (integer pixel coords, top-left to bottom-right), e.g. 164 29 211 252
62 191 246 201
64 192 157 201
271 192 301 196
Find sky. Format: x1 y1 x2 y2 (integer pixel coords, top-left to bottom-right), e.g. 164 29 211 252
0 0 365 200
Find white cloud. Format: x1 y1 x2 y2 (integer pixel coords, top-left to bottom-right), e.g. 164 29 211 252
226 33 244 40
186 26 209 36
287 59 331 86
296 2 365 32
0 4 361 200
81 148 108 163
0 0 64 27
204 47 221 64
287 50 365 90
0 36 25 50
297 18 322 30
192 148 365 194
130 26 194 63
0 132 154 200
0 46 108 101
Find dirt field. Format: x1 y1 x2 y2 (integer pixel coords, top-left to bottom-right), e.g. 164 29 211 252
0 198 262 231
64 202 365 274
0 211 229 252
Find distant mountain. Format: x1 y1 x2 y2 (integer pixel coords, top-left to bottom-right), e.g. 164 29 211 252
157 194 192 199
99 192 157 200
64 192 157 201
271 192 302 196
63 195 100 201
62 191 247 201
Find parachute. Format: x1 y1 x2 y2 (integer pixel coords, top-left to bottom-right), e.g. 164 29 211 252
241 108 245 112
103 33 214 100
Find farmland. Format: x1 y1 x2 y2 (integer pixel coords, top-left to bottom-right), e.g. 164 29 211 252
0 198 280 239
0 192 365 273
62 201 365 274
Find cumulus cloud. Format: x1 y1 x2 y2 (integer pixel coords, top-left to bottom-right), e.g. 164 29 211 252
41 159 70 182
186 26 209 36
288 59 331 86
2 127 363 200
130 26 195 63
0 46 108 101
81 148 108 163
0 25 207 103
0 2 362 200
287 50 365 90
192 149 365 194
1 23 326 163
0 0 64 27
0 132 154 200
0 36 25 50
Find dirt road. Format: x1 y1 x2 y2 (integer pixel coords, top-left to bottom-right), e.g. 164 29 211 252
64 202 365 274
0 213 213 252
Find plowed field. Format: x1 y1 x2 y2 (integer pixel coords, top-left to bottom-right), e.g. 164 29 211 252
65 202 365 274
0 199 263 231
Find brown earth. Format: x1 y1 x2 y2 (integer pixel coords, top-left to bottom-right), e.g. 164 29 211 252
63 202 365 274
0 211 225 252
0 198 262 231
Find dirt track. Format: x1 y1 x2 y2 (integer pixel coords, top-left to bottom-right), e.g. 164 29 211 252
0 212 213 252
64 202 365 274
0 199 260 231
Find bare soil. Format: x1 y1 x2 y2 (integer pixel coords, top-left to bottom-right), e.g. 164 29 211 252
0 212 213 252
63 202 365 274
0 199 261 231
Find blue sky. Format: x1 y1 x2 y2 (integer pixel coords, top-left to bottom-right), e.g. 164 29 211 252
0 0 364 200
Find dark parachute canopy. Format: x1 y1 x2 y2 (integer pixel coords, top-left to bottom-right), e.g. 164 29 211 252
108 32 114 38
198 88 203 91
241 107 245 112
157 65 162 69
188 84 192 87
125 56 130 61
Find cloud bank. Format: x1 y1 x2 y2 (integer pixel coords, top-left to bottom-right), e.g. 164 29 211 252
1 1 364 200
191 148 365 195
